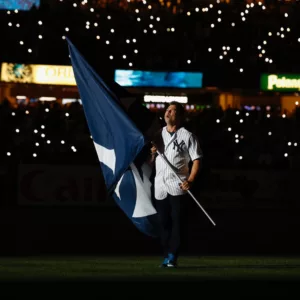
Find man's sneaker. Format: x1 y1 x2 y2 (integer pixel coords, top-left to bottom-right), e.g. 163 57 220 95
159 257 169 268
167 253 177 268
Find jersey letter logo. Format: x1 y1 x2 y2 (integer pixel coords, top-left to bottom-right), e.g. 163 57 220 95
173 140 185 152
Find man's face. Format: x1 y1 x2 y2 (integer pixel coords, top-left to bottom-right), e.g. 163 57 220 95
164 104 178 125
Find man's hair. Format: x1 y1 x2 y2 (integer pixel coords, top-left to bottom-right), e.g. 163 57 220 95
167 101 185 121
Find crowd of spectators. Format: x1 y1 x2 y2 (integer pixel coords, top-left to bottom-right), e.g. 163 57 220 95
0 98 299 170
0 0 300 170
1 0 300 88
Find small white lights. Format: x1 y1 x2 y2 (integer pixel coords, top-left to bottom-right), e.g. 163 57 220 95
71 146 77 152
228 127 232 132
284 153 288 157
7 152 11 156
216 119 220 123
61 140 65 144
239 156 243 160
15 129 20 133
268 131 272 136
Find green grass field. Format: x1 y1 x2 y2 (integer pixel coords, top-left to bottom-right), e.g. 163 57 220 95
0 256 299 298
0 256 299 281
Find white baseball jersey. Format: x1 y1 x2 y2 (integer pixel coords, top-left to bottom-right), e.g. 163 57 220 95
154 126 202 200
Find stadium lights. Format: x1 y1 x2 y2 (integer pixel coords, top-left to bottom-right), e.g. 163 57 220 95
39 97 57 101
144 95 188 103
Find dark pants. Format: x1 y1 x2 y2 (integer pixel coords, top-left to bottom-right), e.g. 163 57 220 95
155 194 186 259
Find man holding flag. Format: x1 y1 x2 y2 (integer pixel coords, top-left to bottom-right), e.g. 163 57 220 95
150 101 203 268
66 38 210 269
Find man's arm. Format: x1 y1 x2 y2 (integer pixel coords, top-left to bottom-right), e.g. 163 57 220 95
188 158 201 183
180 159 201 191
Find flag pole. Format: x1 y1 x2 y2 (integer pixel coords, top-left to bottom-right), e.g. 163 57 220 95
154 147 216 227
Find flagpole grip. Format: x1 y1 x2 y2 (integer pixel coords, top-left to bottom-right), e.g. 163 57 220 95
151 142 216 227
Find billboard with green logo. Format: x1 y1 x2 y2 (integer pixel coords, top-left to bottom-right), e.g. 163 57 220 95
261 74 300 92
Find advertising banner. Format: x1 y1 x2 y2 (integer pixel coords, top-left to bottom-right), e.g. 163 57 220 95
1 63 76 86
261 73 300 92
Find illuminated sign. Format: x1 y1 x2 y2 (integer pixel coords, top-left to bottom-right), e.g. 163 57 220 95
144 95 188 103
115 69 203 88
1 63 76 86
0 0 40 10
261 74 300 91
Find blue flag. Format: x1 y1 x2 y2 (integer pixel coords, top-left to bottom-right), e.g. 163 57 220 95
67 38 159 237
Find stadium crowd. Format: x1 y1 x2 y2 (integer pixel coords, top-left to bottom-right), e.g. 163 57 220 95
0 98 299 170
0 0 300 170
1 0 300 88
